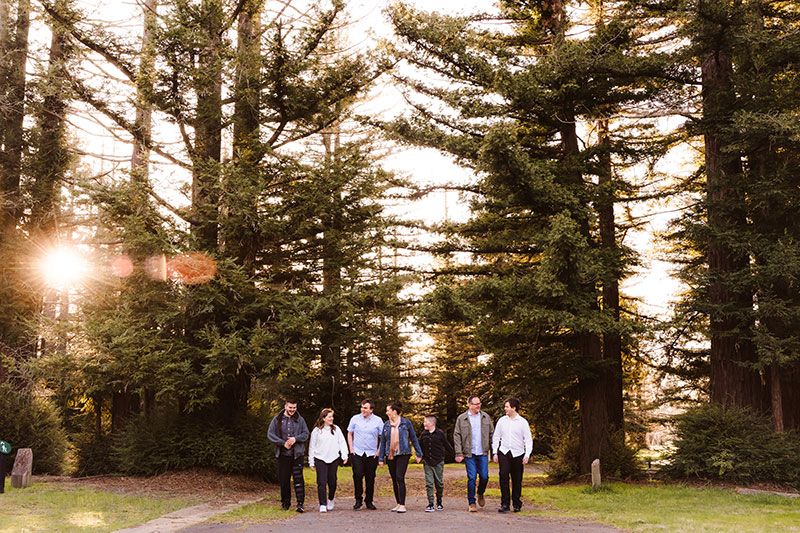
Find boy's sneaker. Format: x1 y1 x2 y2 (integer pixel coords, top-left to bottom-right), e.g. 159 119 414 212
327 499 335 510
425 504 435 512
437 504 444 511
319 505 327 513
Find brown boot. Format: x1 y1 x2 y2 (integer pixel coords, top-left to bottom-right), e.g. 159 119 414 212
469 503 477 512
477 492 485 507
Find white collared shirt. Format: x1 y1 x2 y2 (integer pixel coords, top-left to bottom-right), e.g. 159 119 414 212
492 414 533 459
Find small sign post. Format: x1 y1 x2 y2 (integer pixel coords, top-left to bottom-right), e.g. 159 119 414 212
0 440 10 494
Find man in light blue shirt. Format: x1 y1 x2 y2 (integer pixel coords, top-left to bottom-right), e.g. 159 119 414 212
347 398 383 510
453 395 494 512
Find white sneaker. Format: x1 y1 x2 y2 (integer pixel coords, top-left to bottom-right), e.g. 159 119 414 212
327 499 335 510
319 505 327 513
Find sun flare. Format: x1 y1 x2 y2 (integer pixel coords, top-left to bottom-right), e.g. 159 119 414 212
39 247 88 288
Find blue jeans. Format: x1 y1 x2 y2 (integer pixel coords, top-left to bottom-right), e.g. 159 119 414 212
463 454 489 504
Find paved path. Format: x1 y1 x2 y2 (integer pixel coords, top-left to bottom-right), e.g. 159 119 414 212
114 498 263 533
176 464 620 533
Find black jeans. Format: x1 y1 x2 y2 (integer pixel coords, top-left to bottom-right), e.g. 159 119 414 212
314 458 341 506
277 454 305 507
498 450 524 509
387 454 410 505
351 453 378 504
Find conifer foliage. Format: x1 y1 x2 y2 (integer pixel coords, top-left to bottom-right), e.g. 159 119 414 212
388 0 675 474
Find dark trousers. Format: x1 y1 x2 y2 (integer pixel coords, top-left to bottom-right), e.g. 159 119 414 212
277 454 305 507
351 453 378 504
498 450 524 509
314 458 341 506
387 454 410 505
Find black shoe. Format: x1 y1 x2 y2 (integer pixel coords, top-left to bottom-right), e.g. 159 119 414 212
296 504 304 513
498 505 511 513
366 502 377 510
281 504 290 511
353 501 363 510
437 503 443 511
425 504 435 512
513 506 522 513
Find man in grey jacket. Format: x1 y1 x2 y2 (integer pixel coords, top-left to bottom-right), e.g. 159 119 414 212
267 398 309 512
453 395 494 512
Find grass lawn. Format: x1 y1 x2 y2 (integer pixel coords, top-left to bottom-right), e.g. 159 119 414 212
482 481 800 532
0 479 195 533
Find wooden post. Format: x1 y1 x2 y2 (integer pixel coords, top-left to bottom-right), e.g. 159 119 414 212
591 458 601 489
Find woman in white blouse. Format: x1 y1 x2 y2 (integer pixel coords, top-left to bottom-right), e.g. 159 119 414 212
308 408 349 513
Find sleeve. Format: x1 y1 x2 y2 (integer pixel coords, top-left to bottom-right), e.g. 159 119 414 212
308 427 318 466
296 416 310 443
337 426 349 460
524 421 534 460
267 415 285 446
347 415 356 434
453 417 463 457
487 414 495 452
378 423 387 462
408 419 423 458
492 417 502 455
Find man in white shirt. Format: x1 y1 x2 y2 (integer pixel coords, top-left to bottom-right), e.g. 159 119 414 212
347 398 383 510
492 397 533 512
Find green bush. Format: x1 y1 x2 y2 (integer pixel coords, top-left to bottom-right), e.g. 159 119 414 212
0 383 69 474
73 433 114 477
665 404 800 488
109 410 277 481
546 424 641 483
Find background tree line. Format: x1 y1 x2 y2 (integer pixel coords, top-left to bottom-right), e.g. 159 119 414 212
1 0 799 485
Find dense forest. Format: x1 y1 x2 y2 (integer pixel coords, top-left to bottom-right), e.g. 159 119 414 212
1 0 799 485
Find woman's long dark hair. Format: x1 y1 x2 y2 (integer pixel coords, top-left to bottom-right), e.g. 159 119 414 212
315 408 336 434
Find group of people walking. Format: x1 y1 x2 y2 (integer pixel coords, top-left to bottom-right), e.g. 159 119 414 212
267 395 533 514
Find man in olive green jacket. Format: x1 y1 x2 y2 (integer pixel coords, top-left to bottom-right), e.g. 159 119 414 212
453 395 494 512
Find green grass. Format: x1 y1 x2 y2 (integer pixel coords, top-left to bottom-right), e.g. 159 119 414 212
0 479 195 533
211 501 295 523
482 482 800 532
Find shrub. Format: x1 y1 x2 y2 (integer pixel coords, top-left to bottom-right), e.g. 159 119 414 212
73 433 114 477
110 410 277 481
0 383 69 474
665 404 800 488
546 424 641 483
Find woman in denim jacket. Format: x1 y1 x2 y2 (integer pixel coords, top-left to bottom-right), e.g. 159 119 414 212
378 402 423 513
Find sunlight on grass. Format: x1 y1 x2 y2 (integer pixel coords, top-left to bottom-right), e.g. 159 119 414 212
0 481 195 533
68 511 106 527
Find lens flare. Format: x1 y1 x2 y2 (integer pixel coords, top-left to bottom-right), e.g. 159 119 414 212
39 247 88 288
167 252 217 285
145 254 168 282
110 255 134 278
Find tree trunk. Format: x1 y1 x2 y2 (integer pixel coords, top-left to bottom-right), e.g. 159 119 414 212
229 0 261 273
547 0 611 474
191 0 222 251
702 49 763 411
30 0 70 235
320 126 343 410
0 0 30 238
597 118 624 435
131 0 157 182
